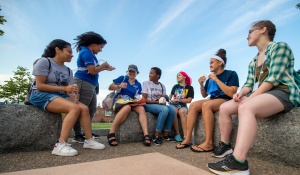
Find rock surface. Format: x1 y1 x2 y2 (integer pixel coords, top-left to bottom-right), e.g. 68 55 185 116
116 112 157 143
194 108 300 167
0 105 61 153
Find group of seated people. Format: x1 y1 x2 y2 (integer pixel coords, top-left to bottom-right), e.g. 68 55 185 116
28 20 299 175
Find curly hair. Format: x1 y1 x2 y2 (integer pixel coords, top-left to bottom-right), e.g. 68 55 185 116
216 48 227 65
74 31 107 52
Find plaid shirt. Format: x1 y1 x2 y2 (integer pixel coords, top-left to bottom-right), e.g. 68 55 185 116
243 42 300 106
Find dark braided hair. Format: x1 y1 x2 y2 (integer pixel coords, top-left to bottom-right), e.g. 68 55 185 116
74 31 107 52
216 48 227 66
42 39 71 58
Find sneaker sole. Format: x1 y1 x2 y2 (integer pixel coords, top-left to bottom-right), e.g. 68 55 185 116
212 149 233 158
153 143 162 146
208 167 250 175
52 151 78 156
83 145 105 150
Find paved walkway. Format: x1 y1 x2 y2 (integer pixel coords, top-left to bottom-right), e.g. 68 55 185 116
0 137 299 175
1 153 212 175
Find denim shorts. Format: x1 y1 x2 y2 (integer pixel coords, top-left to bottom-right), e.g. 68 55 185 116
169 103 188 114
29 89 69 111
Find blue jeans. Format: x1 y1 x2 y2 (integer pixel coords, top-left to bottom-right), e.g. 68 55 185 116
144 104 176 132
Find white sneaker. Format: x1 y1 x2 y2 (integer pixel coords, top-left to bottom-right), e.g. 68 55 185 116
52 143 78 156
83 138 105 150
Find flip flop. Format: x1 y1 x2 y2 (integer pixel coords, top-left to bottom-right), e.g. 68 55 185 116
190 145 213 152
175 143 192 149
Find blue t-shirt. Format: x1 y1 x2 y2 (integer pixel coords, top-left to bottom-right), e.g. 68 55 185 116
113 75 142 101
204 70 239 100
74 46 99 86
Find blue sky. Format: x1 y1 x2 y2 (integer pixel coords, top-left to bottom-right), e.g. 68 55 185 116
1 0 300 105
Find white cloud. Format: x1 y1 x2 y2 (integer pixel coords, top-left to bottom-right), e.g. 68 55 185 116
222 0 288 35
149 0 196 38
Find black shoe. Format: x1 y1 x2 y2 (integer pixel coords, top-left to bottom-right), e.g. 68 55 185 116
92 133 100 139
162 136 176 142
72 134 85 143
152 135 162 145
212 141 233 158
208 154 250 175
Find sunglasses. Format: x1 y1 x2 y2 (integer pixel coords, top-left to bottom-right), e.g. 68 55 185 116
248 27 261 35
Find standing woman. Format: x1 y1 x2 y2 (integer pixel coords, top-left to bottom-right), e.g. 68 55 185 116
72 31 115 143
29 39 105 156
208 20 300 175
142 67 176 145
107 64 151 146
176 49 239 150
169 71 194 142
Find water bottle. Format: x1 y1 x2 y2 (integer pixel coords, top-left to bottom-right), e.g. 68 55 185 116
70 84 79 103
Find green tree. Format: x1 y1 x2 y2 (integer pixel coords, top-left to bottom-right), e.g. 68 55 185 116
0 66 32 104
297 3 300 9
0 5 7 36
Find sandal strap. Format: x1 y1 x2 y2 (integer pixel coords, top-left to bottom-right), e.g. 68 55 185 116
107 133 116 138
143 135 150 140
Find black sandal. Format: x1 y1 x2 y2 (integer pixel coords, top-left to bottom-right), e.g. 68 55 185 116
107 133 118 146
143 135 151 146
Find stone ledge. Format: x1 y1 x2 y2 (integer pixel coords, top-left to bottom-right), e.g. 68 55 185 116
0 105 61 153
194 107 300 168
116 112 157 143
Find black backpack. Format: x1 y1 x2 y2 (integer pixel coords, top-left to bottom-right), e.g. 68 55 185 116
24 58 70 105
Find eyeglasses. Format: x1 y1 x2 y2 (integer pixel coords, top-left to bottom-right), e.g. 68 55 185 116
248 28 261 35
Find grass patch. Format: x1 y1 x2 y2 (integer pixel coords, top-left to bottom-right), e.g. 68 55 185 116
92 123 112 129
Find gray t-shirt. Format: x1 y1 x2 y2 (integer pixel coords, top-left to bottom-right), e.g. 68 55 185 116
32 57 73 90
142 81 166 101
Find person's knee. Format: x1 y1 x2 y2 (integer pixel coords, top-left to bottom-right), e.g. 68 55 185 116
237 104 251 116
178 109 187 117
189 102 197 110
201 101 211 111
72 105 81 114
81 104 89 113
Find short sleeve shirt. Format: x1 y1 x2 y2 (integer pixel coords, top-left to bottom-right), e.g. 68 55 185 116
113 75 142 101
142 81 166 101
170 84 194 107
204 70 239 100
32 57 73 92
74 46 99 86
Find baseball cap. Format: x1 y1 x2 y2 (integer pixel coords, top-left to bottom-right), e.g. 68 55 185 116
128 64 139 74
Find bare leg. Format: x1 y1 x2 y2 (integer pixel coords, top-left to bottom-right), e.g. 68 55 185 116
233 94 284 161
132 105 149 136
172 107 179 134
180 100 207 145
178 108 188 137
219 99 242 143
46 97 82 142
109 105 131 133
191 99 226 151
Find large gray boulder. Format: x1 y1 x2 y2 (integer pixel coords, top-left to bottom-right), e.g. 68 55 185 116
116 112 157 143
0 105 61 153
194 107 300 167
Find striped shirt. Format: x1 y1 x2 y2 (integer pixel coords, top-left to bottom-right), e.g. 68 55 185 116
243 42 300 106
